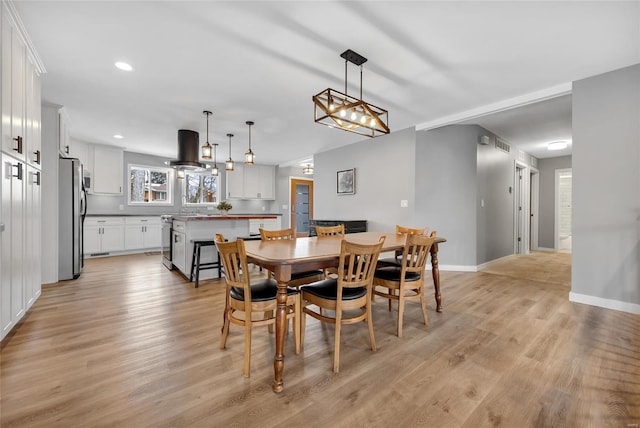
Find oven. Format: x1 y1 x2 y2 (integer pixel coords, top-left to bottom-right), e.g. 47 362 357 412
161 214 173 269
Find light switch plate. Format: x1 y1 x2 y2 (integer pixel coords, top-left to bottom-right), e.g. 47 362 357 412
400 200 408 208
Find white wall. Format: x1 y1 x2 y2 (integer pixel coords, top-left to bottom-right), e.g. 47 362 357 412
314 126 416 231
415 126 478 267
571 63 640 312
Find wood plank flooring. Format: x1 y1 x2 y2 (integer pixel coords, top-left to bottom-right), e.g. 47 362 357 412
1 252 638 427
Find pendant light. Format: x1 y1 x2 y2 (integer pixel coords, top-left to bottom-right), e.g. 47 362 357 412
201 110 212 160
211 143 219 176
244 120 255 165
225 133 234 171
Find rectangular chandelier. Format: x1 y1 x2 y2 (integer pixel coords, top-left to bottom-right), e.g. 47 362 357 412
313 88 389 138
312 49 390 138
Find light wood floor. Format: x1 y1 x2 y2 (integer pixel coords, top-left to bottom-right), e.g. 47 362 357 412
1 252 638 427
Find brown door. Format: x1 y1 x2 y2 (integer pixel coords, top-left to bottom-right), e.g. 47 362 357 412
290 178 313 237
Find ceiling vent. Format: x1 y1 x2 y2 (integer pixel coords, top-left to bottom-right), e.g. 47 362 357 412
169 130 206 170
495 137 511 154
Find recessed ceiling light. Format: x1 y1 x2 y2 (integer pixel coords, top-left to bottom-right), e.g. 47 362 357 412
113 134 124 139
114 62 133 71
548 141 568 151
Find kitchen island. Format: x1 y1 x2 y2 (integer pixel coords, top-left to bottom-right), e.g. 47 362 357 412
171 215 280 281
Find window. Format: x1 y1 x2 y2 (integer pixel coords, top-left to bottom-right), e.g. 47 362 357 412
128 165 173 205
184 172 218 205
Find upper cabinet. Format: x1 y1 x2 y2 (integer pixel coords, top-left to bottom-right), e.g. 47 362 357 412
1 9 23 159
226 164 275 200
90 144 123 195
57 108 71 157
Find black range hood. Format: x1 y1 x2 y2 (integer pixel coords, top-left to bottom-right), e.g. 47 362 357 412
169 129 206 169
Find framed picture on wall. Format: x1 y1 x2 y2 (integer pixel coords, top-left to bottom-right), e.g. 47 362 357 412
337 168 355 195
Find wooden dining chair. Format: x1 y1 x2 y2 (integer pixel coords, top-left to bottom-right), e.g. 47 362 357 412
216 238 301 377
301 237 385 373
259 227 325 287
376 225 430 267
315 224 345 237
373 234 436 337
315 224 345 277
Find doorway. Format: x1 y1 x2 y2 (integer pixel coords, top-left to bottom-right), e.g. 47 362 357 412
529 168 539 250
514 162 527 254
290 178 313 237
555 168 572 252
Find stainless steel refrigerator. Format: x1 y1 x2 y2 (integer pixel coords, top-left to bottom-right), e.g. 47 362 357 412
59 157 86 280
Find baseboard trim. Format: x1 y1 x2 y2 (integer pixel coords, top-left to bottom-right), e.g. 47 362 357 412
569 292 640 315
536 247 556 252
476 254 515 271
425 264 477 272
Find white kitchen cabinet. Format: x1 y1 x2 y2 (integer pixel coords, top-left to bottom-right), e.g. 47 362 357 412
84 217 124 255
124 216 162 251
24 164 41 310
171 221 186 273
0 3 43 340
226 164 275 200
25 59 41 169
1 154 24 338
1 8 25 161
249 217 281 235
226 164 244 199
91 145 123 195
58 108 71 157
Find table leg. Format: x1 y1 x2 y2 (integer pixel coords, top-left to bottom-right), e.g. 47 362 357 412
430 243 443 312
272 265 291 393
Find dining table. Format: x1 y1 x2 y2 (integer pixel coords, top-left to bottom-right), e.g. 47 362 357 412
243 231 447 393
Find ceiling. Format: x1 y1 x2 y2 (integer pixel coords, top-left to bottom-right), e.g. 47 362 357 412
13 1 640 167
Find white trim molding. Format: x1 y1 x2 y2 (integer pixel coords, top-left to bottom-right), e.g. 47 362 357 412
416 83 572 131
569 292 640 315
426 265 478 272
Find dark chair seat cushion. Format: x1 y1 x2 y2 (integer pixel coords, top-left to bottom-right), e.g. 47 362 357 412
230 279 299 302
376 257 401 267
374 266 421 282
301 279 367 301
291 269 324 281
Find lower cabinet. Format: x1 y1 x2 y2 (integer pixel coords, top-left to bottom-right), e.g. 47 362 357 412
25 165 41 310
84 216 164 257
124 217 161 251
1 156 41 340
171 221 186 273
249 217 281 235
84 217 124 255
1 154 24 339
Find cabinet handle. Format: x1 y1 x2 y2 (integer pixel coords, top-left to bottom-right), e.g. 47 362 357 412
97 220 106 223
12 163 23 180
65 145 70 154
33 149 41 164
13 136 23 154
34 171 41 186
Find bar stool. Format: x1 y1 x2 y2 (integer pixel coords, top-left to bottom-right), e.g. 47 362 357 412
190 239 223 288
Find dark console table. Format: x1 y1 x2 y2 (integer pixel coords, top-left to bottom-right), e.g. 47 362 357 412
308 219 367 236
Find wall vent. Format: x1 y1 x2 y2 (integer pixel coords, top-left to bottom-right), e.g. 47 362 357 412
495 138 511 154
530 156 538 168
